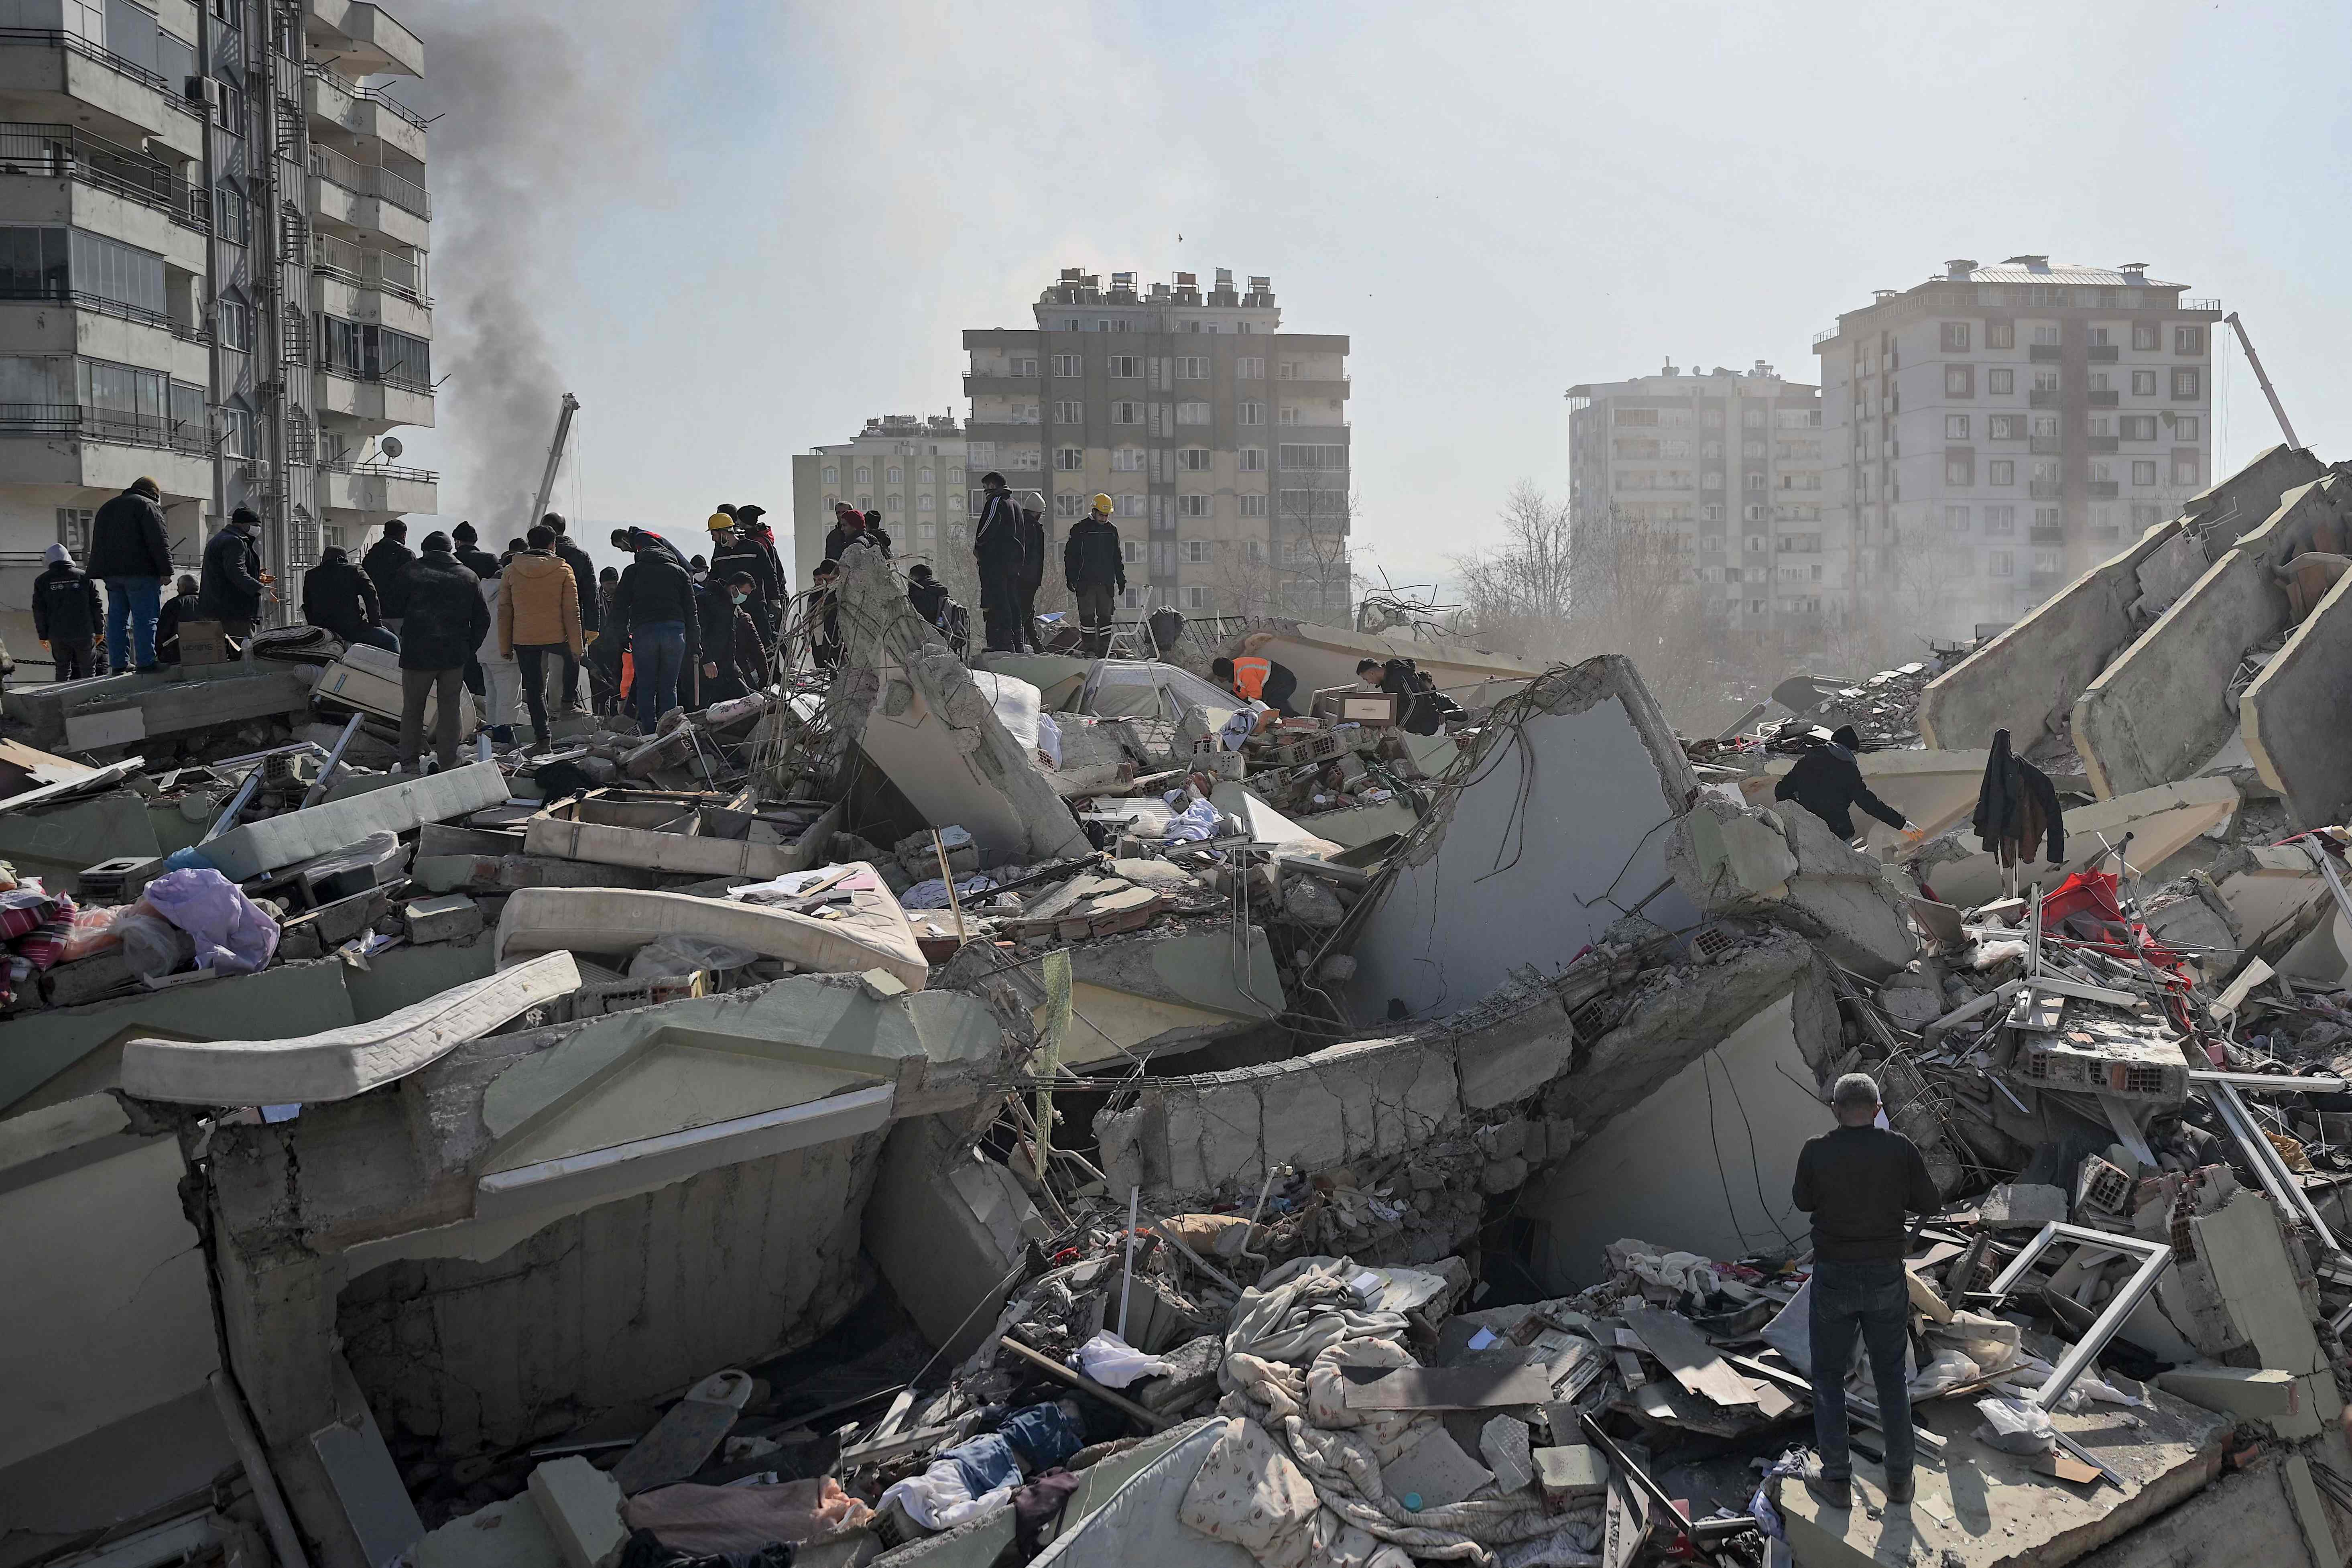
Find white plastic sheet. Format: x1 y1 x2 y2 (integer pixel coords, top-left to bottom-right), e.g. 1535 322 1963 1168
1070 1331 1174 1389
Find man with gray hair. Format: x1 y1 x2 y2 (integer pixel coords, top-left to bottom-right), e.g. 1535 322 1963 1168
1791 1071 1939 1510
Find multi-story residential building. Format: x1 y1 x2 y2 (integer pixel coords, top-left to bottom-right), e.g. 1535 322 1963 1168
1565 361 1830 637
0 0 435 669
790 413 966 592
1814 256 2217 641
962 266 1350 626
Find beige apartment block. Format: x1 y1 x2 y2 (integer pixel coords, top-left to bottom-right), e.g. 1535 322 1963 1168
1814 256 2218 641
790 413 967 594
963 266 1350 627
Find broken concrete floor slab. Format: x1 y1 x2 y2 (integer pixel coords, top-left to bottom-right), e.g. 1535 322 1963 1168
120 951 583 1106
493 876 930 991
1923 775 2242 909
199 761 510 882
1670 798 1920 979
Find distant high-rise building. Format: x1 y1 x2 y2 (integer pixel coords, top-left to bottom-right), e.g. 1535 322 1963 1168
962 267 1350 625
1814 257 2218 640
1565 361 1830 637
791 413 967 591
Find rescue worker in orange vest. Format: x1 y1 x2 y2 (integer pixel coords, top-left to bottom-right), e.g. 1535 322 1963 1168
1211 653 1300 717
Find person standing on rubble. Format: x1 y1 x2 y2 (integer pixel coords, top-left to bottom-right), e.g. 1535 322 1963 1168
699 571 764 702
1775 725 1917 845
972 473 1036 653
542 514 598 714
300 543 396 652
362 518 416 635
499 524 585 750
611 540 700 728
709 515 783 643
1792 1072 1939 1511
197 508 272 641
1063 494 1124 658
85 475 172 673
809 558 843 669
449 522 499 579
395 532 491 772
155 573 200 665
733 504 788 616
32 542 102 681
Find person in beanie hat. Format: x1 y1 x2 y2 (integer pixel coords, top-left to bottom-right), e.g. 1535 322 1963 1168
363 517 417 632
395 531 491 771
450 521 498 579
86 475 172 671
197 507 271 637
33 542 103 680
156 573 200 665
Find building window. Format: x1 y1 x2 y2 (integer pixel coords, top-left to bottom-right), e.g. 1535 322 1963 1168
1615 407 1658 426
2032 325 2060 347
1944 365 1974 397
1989 460 2015 487
215 297 251 351
1946 505 1970 531
1988 414 2020 439
884 466 901 483
1108 355 1139 378
1987 322 2015 350
1046 401 1077 424
218 404 254 457
2032 369 2059 392
856 466 871 483
1011 356 1039 376
1703 504 1724 523
1176 401 1210 425
1115 494 1145 517
1110 401 1140 424
2176 415 2200 441
2171 367 2201 399
1986 505 2015 535
1178 494 1211 518
1055 493 1081 519
918 493 935 510
1111 447 1144 472
1280 406 1300 426
1053 354 1081 377
1744 472 1766 491
1941 322 1971 352
1988 368 2014 395
1237 401 1264 425
2090 460 2113 482
1054 447 1082 470
821 465 837 484
1178 356 1208 380
1945 414 1970 439
1237 357 1264 379
1180 447 1210 471
947 467 964 484
1120 541 1142 564
1180 539 1210 563
2132 370 2158 395
1989 551 2014 578
1240 447 1265 471
2120 415 2157 440
2133 324 2160 351
2174 455 2202 485
2175 325 2205 356
1238 494 1267 517
2133 460 2158 485
1946 457 1974 486
1181 586 1208 610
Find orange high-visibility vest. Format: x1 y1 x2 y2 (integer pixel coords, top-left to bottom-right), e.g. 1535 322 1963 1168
1231 655 1272 700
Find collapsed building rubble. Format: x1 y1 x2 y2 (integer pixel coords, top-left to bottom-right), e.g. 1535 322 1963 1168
12 505 2352 1568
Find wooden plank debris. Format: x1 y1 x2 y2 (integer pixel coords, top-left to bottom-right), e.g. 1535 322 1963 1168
1618 1306 1759 1409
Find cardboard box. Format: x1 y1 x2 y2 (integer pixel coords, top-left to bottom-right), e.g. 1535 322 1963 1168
1311 687 1401 726
179 619 230 666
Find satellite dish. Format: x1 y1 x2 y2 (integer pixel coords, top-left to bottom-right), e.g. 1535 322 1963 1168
379 436 403 459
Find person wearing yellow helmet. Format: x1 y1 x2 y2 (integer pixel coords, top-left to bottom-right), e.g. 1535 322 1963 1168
1064 492 1124 657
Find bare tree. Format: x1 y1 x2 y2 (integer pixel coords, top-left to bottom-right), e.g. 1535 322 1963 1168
1272 484 1356 624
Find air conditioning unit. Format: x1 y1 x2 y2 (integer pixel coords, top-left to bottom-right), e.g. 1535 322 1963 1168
184 75 205 103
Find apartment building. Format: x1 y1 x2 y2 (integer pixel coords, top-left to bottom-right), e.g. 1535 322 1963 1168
1813 256 2217 640
789 413 966 592
1565 361 1831 636
963 266 1350 625
0 0 434 666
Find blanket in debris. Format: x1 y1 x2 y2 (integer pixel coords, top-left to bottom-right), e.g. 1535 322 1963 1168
1176 1255 1604 1568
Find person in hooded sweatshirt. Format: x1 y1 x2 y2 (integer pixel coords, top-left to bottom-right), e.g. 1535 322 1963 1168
362 519 416 632
32 543 103 680
1775 724 1916 844
301 544 395 651
155 574 200 665
396 532 491 771
498 524 584 750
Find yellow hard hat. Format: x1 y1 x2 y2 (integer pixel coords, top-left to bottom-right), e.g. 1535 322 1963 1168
706 511 733 531
1091 493 1113 513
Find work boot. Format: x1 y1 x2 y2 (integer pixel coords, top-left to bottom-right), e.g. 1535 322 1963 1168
1884 1473 1915 1505
1803 1473 1851 1510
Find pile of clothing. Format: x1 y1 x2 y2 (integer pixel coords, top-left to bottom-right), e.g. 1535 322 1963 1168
0 864 75 1007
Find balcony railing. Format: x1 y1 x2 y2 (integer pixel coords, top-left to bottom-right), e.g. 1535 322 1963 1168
317 358 431 396
2029 389 2062 407
0 122 211 228
2086 480 2120 498
2029 344 2064 362
310 145 429 220
312 232 427 303
2183 297 2222 313
2029 436 2062 455
2029 480 2065 499
302 63 428 131
2031 526 2065 544
2087 345 2120 362
0 27 182 100
2087 390 2120 407
2087 435 2120 453
319 455 438 483
0 401 207 453
0 284 173 331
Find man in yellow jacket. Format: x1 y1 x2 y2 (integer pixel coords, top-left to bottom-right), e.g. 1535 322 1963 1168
497 523 585 749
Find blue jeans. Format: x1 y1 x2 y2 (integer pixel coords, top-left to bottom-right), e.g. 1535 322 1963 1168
104 576 162 671
631 620 686 729
348 625 399 653
1809 1259 1914 1485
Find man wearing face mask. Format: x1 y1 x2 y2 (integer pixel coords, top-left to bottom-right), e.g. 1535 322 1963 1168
699 570 765 703
198 507 273 642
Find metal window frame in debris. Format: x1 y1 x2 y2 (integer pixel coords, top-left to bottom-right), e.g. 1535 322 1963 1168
1983 1220 2171 1412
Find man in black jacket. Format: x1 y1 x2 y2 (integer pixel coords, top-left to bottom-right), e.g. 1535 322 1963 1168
824 502 891 563
710 521 782 643
396 532 490 771
609 525 689 572
197 508 270 636
362 519 416 631
1775 725 1915 844
543 512 597 712
699 571 764 703
1063 494 1124 657
611 544 701 728
86 476 173 672
1792 1073 1939 1510
301 544 395 651
155 574 199 665
449 521 499 579
906 563 950 628
972 474 1035 653
32 543 103 680
1016 506 1047 653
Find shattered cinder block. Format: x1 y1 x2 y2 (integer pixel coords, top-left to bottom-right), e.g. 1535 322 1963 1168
1667 798 1919 980
402 893 485 945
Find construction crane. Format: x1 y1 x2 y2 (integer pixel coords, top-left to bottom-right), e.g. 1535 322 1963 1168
527 393 581 530
2223 313 2299 450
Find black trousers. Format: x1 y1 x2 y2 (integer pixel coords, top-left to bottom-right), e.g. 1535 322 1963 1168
513 644 567 744
52 637 96 681
1016 580 1042 651
980 569 1023 651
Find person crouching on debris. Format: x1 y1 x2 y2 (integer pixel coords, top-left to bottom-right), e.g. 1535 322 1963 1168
1354 658 1387 694
1211 654 1300 718
809 558 844 669
906 563 949 628
1774 724 1918 846
301 542 396 652
1064 494 1124 657
1793 1072 1939 1512
396 532 491 773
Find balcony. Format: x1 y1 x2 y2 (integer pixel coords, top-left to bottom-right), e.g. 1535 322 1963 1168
304 65 427 163
2031 526 2065 544
2087 390 2119 407
2183 297 2222 314
0 29 203 155
305 0 425 79
2086 480 2120 498
2029 344 2064 362
315 365 433 429
2029 389 2062 408
309 144 429 245
319 459 437 519
2030 436 2062 455
2029 480 2065 499
2088 435 2120 453
2087 345 2119 362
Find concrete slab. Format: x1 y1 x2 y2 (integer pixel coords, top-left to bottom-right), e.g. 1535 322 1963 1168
199 762 509 882
344 938 499 1024
526 1458 625 1568
1739 747 1991 853
1921 776 2240 909
1776 1383 2230 1568
1220 616 1542 701
0 790 161 882
1209 782 1343 857
493 877 929 991
2243 551 2352 828
1673 799 1920 978
522 803 809 882
1288 796 1418 850
1349 655 1701 1022
120 952 581 1106
1007 923 1283 1067
865 1114 1041 1361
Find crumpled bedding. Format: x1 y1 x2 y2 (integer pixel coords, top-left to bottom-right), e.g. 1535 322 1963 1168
621 1476 872 1553
1179 1256 1605 1568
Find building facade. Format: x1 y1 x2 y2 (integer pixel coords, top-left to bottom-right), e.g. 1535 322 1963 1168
0 0 434 669
1565 361 1830 637
1813 257 2217 641
963 267 1350 626
790 413 967 596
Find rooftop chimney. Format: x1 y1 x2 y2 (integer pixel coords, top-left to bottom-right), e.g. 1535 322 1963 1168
2119 261 2148 277
1662 359 1679 376
1946 258 1977 281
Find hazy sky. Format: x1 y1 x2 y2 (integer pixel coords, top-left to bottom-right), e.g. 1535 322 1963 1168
392 0 2352 590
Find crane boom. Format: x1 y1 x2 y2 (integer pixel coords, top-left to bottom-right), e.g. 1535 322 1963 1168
527 393 581 530
2223 313 2299 450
